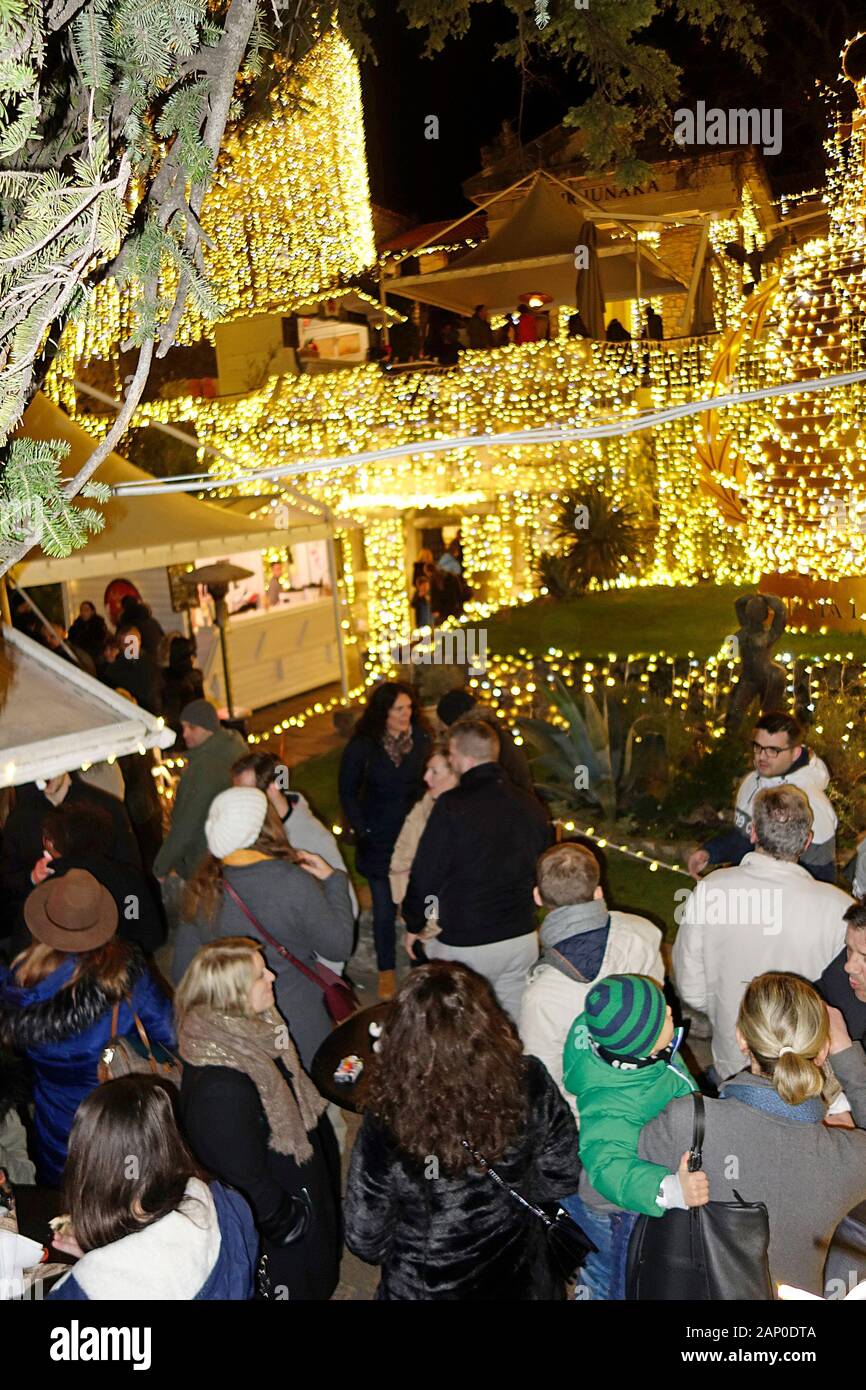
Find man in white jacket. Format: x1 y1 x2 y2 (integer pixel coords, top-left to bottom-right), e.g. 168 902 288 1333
674 784 851 1082
687 712 837 883
519 841 664 1119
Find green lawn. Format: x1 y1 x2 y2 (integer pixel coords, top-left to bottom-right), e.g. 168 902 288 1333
484 584 866 662
291 745 686 940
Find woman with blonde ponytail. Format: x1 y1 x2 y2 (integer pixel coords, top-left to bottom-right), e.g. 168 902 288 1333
639 972 866 1294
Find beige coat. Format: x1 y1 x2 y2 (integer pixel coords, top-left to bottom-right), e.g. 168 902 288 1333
519 912 664 1120
389 793 434 907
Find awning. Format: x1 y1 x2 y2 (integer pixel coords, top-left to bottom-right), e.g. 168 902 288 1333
0 624 175 786
15 394 331 584
387 175 686 317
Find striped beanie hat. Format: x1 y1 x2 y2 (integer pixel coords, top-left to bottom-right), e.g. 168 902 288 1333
584 975 667 1058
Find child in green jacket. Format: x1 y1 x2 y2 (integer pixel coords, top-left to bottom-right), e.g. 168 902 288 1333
560 973 709 1299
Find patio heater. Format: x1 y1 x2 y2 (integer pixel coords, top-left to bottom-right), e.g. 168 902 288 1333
182 561 253 721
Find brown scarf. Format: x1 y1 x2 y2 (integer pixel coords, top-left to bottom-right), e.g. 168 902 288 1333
178 1007 326 1165
382 728 413 766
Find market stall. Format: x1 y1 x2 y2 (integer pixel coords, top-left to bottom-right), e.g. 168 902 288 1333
14 396 346 712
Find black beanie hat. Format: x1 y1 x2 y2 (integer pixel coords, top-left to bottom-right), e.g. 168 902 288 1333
437 689 476 725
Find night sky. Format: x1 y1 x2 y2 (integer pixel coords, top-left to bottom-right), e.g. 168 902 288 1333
361 2 863 224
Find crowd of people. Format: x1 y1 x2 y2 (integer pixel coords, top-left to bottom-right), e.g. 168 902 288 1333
2 664 866 1301
409 537 470 628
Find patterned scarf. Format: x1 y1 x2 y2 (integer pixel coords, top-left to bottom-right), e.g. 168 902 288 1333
178 1007 326 1164
382 728 413 766
719 1078 825 1125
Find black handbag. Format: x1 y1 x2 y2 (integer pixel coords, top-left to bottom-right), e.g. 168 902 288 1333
626 1091 773 1300
461 1140 597 1283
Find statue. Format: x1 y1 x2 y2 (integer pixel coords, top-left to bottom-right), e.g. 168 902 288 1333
725 593 787 729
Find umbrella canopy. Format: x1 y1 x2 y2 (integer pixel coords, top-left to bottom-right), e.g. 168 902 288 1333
691 252 717 335
181 562 254 591
574 220 606 338
387 175 685 317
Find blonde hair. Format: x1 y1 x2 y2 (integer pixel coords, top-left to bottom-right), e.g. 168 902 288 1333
12 939 132 994
174 937 262 1027
737 972 829 1106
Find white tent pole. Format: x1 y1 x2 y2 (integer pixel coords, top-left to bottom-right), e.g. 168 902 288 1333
388 171 537 269
9 576 84 665
326 532 349 698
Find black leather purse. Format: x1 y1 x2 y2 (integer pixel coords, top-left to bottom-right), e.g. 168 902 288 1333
626 1091 773 1300
461 1140 597 1282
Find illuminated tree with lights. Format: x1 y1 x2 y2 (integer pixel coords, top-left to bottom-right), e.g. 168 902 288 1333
0 1 373 578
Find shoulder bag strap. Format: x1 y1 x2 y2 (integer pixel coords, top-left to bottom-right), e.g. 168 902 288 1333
460 1140 552 1227
223 879 327 993
687 1089 705 1172
110 998 121 1039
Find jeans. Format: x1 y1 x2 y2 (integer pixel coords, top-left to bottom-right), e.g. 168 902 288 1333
424 931 538 1023
560 1193 638 1300
367 875 398 971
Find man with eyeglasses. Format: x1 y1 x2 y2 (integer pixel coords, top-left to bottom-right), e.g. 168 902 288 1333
687 711 837 884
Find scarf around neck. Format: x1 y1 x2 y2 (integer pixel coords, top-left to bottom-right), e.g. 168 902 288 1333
382 727 413 766
179 1007 326 1164
539 899 610 981
720 1076 825 1125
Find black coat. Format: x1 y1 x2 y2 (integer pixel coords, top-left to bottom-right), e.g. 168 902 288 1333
0 778 142 940
67 614 108 663
403 762 553 945
338 723 431 878
101 654 163 716
46 853 165 955
816 948 866 1044
179 1061 342 1300
344 1056 581 1301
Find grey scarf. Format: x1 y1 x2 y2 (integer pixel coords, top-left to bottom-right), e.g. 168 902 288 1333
537 899 610 981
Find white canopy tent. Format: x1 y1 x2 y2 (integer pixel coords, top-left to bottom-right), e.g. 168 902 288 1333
387 175 686 318
0 624 175 786
15 394 330 586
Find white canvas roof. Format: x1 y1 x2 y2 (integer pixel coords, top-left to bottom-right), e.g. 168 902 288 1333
15 394 330 585
389 175 686 316
0 624 175 786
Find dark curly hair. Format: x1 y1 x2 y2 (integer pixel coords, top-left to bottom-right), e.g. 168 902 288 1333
363 962 528 1175
352 680 429 745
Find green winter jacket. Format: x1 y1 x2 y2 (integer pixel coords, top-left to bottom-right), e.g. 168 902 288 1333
562 1012 696 1217
153 727 247 880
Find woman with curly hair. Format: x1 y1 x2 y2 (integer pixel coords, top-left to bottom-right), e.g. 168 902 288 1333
344 961 582 1300
0 870 174 1187
338 681 431 1000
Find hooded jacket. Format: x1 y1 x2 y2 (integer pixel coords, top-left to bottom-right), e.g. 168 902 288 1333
153 726 247 880
48 1179 257 1301
562 1012 696 1216
519 902 664 1119
0 947 175 1187
640 1046 866 1295
674 852 850 1081
705 748 837 878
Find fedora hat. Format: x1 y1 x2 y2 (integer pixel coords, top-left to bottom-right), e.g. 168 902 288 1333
24 869 118 953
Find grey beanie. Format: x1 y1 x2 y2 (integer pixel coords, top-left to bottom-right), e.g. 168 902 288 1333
180 699 221 733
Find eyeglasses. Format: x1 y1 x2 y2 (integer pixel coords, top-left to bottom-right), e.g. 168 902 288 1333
752 742 791 758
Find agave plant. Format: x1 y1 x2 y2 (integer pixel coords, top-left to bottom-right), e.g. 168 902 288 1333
518 675 683 822
534 552 575 599
551 485 645 591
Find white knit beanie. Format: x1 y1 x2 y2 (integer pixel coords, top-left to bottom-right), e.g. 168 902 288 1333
205 787 269 860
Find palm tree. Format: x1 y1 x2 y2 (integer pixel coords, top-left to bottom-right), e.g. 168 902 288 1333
551 486 645 591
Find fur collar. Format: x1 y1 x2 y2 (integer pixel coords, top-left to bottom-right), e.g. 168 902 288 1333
0 947 146 1049
53 1179 220 1301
